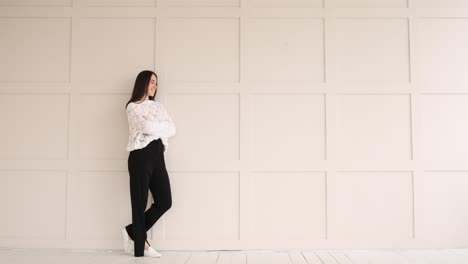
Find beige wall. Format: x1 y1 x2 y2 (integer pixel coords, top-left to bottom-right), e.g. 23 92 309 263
1 0 468 250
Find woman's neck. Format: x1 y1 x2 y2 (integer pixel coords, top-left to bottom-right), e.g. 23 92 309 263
140 96 150 102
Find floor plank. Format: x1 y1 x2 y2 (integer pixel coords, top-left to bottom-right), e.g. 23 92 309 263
396 249 468 264
315 250 340 264
185 251 219 264
302 251 326 264
329 251 354 264
246 251 292 264
448 249 468 260
217 251 246 264
156 251 192 264
288 250 308 264
344 250 412 264
447 249 468 264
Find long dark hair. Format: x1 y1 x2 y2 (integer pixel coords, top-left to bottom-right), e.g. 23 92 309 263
126 70 157 108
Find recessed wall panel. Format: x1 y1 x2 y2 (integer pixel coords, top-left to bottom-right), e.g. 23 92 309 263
250 172 326 240
336 94 412 163
157 18 239 83
0 18 70 82
252 94 326 170
328 171 413 242
333 19 409 84
0 171 67 239
416 19 468 87
244 18 324 84
416 171 468 245
0 94 69 159
164 172 239 240
421 94 468 164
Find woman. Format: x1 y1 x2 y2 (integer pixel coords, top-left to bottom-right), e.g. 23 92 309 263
121 70 176 257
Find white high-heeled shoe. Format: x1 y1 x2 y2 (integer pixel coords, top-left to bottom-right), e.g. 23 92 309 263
144 247 162 258
121 228 132 253
122 228 160 257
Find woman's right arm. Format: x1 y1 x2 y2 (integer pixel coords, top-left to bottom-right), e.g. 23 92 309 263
127 104 172 135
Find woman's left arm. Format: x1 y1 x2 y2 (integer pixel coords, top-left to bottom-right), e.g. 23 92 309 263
157 104 176 138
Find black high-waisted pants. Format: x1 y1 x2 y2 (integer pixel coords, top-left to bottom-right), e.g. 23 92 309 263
125 138 172 257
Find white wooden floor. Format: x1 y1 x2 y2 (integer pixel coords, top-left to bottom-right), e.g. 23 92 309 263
2 249 468 264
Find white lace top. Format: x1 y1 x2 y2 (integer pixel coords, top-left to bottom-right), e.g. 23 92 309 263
126 100 176 153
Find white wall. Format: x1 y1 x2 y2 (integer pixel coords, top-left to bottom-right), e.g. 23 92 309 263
1 0 468 250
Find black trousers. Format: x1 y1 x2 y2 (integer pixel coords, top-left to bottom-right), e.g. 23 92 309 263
125 138 172 257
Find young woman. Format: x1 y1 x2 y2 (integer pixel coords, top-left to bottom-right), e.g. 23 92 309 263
121 70 176 257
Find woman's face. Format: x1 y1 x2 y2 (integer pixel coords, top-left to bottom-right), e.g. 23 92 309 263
147 74 157 97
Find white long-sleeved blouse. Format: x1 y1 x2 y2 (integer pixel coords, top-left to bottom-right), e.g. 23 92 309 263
126 100 176 153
